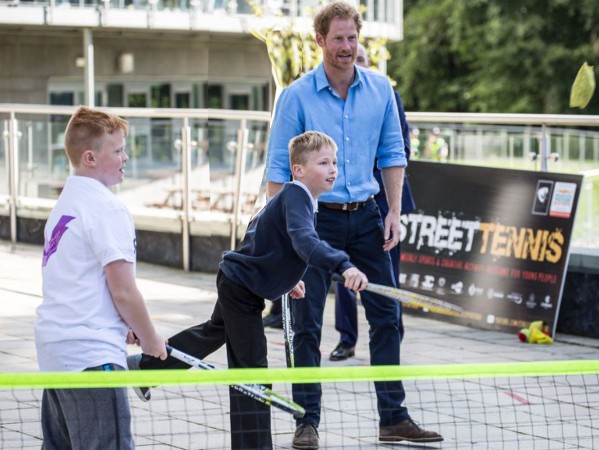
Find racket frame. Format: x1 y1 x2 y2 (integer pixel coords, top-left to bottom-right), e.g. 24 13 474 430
281 293 295 368
167 346 305 418
331 273 463 316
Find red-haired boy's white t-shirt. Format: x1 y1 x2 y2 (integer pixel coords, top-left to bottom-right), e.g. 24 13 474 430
35 176 136 372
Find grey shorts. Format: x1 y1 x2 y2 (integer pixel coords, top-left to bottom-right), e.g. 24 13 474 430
41 363 134 450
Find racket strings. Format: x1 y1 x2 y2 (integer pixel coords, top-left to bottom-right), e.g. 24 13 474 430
372 284 464 315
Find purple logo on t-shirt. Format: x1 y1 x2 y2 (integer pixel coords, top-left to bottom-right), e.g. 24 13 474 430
42 215 76 267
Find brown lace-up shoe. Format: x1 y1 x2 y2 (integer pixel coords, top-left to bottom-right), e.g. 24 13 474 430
292 423 319 449
379 419 443 442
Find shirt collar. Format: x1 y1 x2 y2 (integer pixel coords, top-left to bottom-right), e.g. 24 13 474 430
315 63 363 93
291 180 318 213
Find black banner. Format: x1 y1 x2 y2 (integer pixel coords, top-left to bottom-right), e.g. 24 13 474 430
399 161 583 335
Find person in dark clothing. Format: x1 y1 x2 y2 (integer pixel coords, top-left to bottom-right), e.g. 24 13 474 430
128 131 368 450
262 297 283 329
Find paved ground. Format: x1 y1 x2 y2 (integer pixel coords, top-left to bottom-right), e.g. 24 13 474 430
1 242 598 449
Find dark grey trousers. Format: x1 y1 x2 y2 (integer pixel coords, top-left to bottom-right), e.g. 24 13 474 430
41 364 133 450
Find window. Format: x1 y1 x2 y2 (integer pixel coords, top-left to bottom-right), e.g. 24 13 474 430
206 85 223 109
128 92 147 108
151 84 171 108
49 92 74 106
175 92 191 109
230 94 249 110
107 84 124 107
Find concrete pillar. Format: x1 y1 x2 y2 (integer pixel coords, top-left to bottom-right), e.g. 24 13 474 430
83 29 95 107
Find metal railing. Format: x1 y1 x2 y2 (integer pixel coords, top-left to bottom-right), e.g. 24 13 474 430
405 112 599 250
406 112 599 170
2 105 598 272
1 104 271 270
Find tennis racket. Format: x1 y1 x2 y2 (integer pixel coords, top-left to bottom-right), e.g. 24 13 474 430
167 346 305 418
281 293 295 368
331 274 464 317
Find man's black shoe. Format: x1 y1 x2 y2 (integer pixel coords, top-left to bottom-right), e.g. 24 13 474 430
329 342 355 361
263 313 283 329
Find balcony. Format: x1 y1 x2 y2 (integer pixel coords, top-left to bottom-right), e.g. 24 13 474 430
0 0 403 40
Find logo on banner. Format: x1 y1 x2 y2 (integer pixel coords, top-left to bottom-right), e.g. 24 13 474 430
532 180 554 215
549 182 578 219
541 295 553 309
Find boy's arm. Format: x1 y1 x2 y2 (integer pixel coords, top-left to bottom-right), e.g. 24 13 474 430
104 260 167 360
284 189 356 275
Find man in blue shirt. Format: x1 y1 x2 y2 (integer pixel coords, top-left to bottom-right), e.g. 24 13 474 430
330 44 417 362
266 2 442 448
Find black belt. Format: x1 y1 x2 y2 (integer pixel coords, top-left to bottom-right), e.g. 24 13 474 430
319 197 374 212
84 363 124 371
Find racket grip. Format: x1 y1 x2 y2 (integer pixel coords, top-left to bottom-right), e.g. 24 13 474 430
331 273 345 283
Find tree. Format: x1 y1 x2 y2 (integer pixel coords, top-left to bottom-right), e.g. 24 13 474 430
391 0 599 114
252 27 321 91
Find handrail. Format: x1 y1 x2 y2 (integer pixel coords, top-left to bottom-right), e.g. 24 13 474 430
0 104 271 121
3 104 597 127
406 112 599 127
2 103 598 266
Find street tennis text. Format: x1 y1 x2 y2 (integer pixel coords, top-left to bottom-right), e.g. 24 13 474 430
400 213 565 263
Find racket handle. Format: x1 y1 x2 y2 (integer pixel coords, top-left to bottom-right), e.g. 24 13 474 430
331 273 345 283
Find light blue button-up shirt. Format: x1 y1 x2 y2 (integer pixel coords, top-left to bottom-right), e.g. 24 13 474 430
266 63 407 204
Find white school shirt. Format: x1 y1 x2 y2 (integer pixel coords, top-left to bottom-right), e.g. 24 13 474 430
35 176 136 372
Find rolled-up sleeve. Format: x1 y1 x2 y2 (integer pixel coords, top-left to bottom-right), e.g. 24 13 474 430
376 82 407 170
